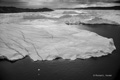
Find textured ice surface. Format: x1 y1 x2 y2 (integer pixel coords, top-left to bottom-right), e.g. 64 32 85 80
0 10 118 61
0 10 120 25
0 19 116 61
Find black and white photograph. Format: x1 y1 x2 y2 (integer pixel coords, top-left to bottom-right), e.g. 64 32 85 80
0 0 120 80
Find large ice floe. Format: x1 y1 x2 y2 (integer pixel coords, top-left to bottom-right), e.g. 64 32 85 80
0 12 116 61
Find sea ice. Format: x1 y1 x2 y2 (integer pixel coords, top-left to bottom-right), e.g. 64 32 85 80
0 15 116 61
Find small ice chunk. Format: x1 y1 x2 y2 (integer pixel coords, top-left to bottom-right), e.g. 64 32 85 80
38 69 40 71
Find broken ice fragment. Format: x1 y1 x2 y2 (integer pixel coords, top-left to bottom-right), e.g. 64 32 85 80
0 21 116 61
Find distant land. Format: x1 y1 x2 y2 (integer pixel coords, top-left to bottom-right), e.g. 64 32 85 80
57 6 120 10
0 6 54 13
1 5 120 13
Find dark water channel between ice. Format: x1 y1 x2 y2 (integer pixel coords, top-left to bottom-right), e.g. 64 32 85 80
0 24 120 80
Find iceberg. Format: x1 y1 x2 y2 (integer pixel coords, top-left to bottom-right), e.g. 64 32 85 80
0 15 116 61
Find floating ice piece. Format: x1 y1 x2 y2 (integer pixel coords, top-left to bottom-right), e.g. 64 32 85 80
0 20 116 61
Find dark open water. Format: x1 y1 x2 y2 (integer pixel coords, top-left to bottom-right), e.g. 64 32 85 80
0 24 120 80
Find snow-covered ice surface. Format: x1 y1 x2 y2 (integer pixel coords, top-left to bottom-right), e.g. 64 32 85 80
0 11 116 61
